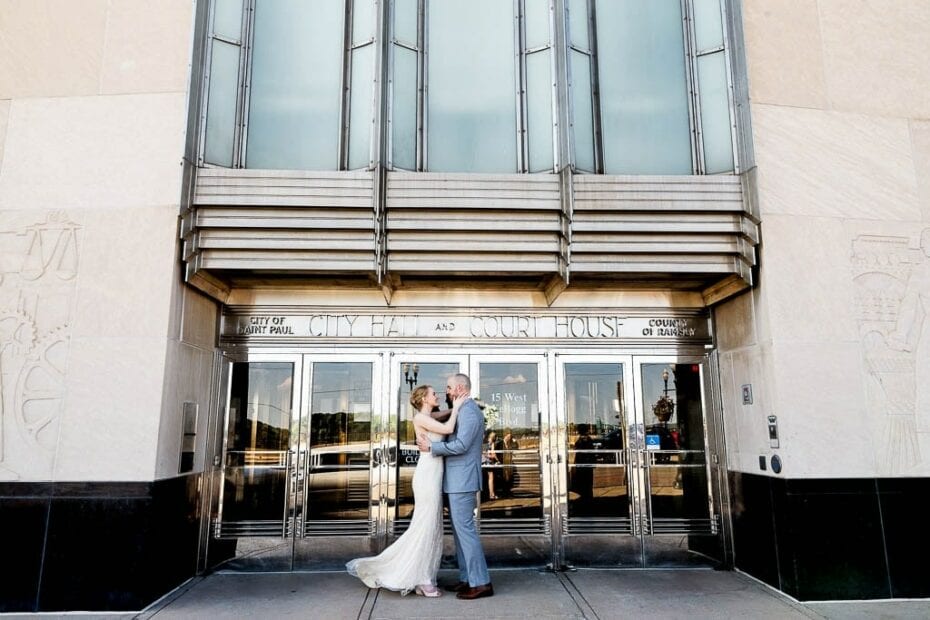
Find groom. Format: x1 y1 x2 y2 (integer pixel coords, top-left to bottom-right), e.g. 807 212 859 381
416 373 493 599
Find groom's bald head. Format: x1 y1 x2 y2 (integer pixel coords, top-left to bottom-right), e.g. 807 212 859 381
446 373 471 397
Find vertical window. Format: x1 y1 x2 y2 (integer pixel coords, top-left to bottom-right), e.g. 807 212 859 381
203 0 246 167
246 0 344 170
594 0 692 174
426 0 517 172
390 0 419 170
524 0 555 173
201 0 376 171
570 0 736 175
692 0 734 174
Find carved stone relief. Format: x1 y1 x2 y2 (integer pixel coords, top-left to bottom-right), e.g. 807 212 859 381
852 228 930 475
0 211 80 480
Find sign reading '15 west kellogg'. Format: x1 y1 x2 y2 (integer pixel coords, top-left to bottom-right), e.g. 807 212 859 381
223 312 710 342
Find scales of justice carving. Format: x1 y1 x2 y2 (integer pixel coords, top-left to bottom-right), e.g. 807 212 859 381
851 228 930 475
0 212 80 480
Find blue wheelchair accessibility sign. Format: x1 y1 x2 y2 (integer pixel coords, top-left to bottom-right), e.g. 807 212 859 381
645 434 661 451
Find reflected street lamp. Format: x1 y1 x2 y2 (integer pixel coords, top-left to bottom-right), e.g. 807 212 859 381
403 363 419 390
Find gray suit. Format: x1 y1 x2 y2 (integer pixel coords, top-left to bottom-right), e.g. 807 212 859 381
431 397 491 586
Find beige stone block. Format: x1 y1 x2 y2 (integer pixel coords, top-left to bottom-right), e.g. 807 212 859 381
0 93 186 210
753 104 920 221
70 207 178 339
0 0 108 98
55 336 166 480
180 286 219 349
770 341 874 478
742 0 827 109
761 214 859 343
819 0 930 119
911 120 930 223
0 99 9 169
713 290 755 351
101 0 194 95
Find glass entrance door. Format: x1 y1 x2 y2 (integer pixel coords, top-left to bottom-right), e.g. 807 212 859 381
556 356 721 568
213 354 382 570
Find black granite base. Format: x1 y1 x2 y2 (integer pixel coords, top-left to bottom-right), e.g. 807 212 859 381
0 475 201 613
729 472 930 601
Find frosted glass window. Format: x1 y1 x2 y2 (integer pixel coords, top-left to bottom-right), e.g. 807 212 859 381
570 50 594 173
353 0 375 44
595 0 692 174
568 0 589 49
213 0 243 39
427 0 517 172
693 0 724 51
348 45 374 169
394 0 418 44
527 51 554 172
525 0 550 49
246 0 344 170
392 46 417 170
697 53 734 173
204 41 240 167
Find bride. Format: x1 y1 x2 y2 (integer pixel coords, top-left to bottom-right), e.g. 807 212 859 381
346 384 461 597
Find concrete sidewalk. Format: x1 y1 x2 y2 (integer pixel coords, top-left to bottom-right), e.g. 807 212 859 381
123 568 929 620
5 569 927 619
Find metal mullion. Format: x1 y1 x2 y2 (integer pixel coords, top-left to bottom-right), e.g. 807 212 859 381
516 0 527 173
587 0 603 174
719 0 740 174
196 0 218 167
338 0 354 171
549 0 563 172
419 0 427 171
682 0 704 175
237 0 256 169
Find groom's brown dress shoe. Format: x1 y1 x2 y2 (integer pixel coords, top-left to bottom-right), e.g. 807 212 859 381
445 581 469 593
456 583 494 599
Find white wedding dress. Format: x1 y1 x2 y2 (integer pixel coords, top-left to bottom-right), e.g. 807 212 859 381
346 431 444 594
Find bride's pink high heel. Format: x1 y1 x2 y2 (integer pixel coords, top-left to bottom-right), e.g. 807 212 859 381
415 584 441 597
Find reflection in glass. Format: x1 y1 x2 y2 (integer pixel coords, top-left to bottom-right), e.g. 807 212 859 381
640 363 709 525
564 363 628 522
478 363 540 521
348 44 374 170
570 50 595 172
221 362 293 527
697 52 734 174
306 362 373 522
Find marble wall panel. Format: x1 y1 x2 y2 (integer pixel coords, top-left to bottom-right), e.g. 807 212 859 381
70 207 177 340
910 120 930 223
55 336 167 481
0 0 108 99
741 0 827 109
100 0 194 95
0 93 186 211
0 209 83 481
752 104 920 221
0 99 9 169
819 0 930 119
847 219 930 474
770 341 873 478
757 214 859 344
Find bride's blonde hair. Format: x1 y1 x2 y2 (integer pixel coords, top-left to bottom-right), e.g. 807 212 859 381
409 385 431 410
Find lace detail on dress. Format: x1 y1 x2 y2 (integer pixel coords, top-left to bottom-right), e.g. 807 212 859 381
346 432 444 594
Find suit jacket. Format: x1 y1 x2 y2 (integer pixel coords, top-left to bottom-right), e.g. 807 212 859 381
431 397 485 493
